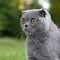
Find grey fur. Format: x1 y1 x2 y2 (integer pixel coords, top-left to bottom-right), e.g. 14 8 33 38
20 9 60 60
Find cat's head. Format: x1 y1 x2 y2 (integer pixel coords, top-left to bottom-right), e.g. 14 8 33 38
20 9 51 35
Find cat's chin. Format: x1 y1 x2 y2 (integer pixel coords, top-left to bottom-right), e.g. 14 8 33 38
24 29 36 36
25 31 33 36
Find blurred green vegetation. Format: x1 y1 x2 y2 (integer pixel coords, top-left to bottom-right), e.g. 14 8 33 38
50 0 60 27
0 38 26 60
0 0 60 37
0 0 22 37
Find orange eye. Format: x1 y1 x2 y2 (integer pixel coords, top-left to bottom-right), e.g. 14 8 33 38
22 19 26 24
31 19 37 24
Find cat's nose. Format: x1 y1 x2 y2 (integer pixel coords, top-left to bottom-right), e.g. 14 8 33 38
25 25 28 27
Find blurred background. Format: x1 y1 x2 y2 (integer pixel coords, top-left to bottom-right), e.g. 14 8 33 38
0 0 60 60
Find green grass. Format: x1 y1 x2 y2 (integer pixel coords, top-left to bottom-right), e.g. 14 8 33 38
0 37 26 60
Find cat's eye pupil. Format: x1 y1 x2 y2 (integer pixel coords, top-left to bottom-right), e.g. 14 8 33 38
31 19 36 24
22 18 26 24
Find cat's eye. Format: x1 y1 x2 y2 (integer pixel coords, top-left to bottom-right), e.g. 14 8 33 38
22 18 26 24
31 18 37 24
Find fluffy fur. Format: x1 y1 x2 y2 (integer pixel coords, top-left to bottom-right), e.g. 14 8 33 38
20 9 60 60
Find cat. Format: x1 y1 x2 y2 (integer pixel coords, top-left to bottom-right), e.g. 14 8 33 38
20 8 60 60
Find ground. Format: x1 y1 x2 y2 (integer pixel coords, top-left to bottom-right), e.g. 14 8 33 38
0 37 26 60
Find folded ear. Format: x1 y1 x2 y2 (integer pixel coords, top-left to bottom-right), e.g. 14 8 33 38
39 9 46 17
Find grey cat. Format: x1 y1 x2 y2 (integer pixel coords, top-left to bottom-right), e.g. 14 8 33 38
20 9 60 60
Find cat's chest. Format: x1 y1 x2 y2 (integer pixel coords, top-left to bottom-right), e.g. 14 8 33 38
26 38 49 53
26 37 59 56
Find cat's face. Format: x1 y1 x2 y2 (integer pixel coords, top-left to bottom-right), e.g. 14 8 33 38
20 9 51 35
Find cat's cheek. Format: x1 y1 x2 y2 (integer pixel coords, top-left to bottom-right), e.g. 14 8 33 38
21 26 25 33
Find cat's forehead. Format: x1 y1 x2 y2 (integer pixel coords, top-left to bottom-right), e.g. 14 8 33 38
22 9 42 18
22 9 42 13
21 9 50 19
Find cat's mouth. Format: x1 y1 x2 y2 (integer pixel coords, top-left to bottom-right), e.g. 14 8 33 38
25 29 31 33
24 28 34 35
23 28 36 35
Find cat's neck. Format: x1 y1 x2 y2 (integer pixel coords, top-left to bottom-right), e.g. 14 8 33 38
30 30 49 38
27 30 49 43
